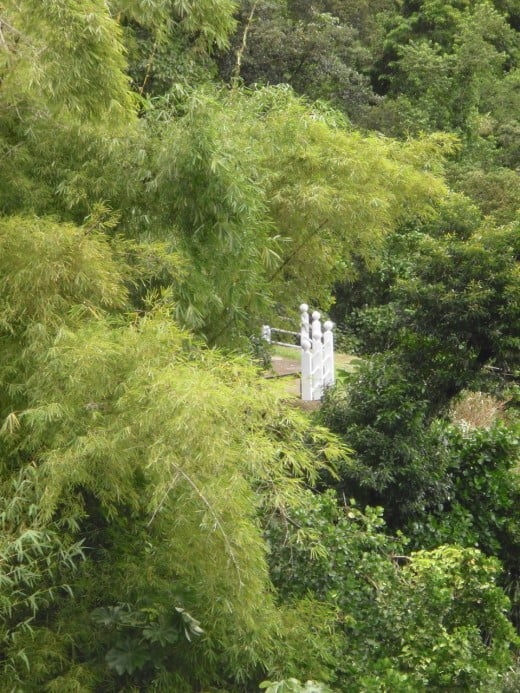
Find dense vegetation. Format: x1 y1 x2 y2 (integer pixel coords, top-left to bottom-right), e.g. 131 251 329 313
0 0 518 690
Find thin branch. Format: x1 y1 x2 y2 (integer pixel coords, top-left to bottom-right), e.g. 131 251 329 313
232 1 258 85
0 16 22 36
0 142 23 164
139 40 158 97
147 471 180 526
274 505 303 530
362 573 381 591
0 25 8 50
390 554 412 563
267 218 329 283
209 219 329 344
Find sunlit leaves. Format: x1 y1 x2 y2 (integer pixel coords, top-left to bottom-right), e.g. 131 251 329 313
0 216 347 687
0 0 135 120
267 490 518 690
147 86 453 341
0 215 128 335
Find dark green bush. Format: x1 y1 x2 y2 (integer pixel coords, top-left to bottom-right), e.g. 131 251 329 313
406 422 520 555
266 490 518 691
320 354 451 525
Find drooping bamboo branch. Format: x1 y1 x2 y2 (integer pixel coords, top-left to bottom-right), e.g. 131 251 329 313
267 219 329 283
209 219 328 344
149 462 243 584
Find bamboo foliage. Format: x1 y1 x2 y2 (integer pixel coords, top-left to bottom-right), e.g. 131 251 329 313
0 216 345 688
144 86 455 340
150 89 278 340
0 0 135 120
240 88 456 306
0 0 456 345
110 0 237 48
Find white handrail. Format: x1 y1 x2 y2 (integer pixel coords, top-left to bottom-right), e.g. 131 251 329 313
262 304 335 401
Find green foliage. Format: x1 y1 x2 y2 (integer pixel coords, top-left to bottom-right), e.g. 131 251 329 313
126 26 219 96
0 216 127 328
219 1 377 120
406 422 520 561
334 219 519 395
0 214 349 689
168 0 238 50
381 545 517 690
148 88 276 341
91 603 203 676
266 490 518 690
121 0 238 97
451 166 520 224
394 223 520 379
113 0 237 50
324 217 519 533
0 465 85 688
142 85 452 342
0 0 135 120
1 0 458 347
270 598 343 687
326 204 520 640
0 3 139 225
368 0 520 192
237 87 453 311
320 355 447 523
1 0 519 688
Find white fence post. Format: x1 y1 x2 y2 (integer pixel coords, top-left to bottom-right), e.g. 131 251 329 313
300 336 313 401
322 320 335 389
311 311 323 400
300 303 310 344
264 305 334 402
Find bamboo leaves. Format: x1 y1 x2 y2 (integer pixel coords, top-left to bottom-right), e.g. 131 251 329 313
0 216 349 686
145 86 453 341
0 0 135 120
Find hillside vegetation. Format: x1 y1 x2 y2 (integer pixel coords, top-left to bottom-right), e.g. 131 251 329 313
0 1 518 690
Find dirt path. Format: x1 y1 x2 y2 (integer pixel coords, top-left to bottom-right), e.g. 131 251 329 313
270 352 360 378
265 352 360 410
270 355 300 377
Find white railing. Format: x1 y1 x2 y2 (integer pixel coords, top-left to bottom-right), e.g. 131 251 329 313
262 304 335 401
261 324 300 350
